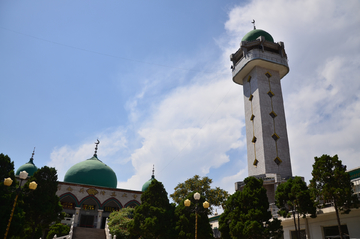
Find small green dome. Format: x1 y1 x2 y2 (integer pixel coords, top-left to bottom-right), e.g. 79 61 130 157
16 158 38 176
142 175 155 192
64 155 117 188
242 29 274 43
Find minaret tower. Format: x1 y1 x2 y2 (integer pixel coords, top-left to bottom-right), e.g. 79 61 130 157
231 24 292 198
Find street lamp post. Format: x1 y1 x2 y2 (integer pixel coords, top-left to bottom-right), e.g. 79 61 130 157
3 170 37 239
184 192 210 239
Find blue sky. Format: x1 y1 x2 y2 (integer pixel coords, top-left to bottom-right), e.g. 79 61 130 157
1 0 360 210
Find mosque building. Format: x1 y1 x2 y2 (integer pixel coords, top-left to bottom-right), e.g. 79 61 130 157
13 23 360 238
15 141 151 229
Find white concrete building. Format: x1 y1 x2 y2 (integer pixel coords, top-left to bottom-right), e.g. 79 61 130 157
281 166 360 239
230 26 293 203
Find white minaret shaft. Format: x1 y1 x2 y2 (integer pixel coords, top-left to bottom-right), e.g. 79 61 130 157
231 32 292 180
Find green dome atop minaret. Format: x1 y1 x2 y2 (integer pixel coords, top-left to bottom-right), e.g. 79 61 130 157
16 148 38 176
63 140 118 188
242 29 274 43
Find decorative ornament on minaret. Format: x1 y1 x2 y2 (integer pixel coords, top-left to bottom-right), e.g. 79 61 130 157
231 22 293 199
152 164 155 179
31 147 35 159
252 19 256 30
16 147 38 176
94 139 100 157
142 165 155 192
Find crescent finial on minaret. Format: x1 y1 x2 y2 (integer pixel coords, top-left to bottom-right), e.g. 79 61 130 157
31 147 36 159
252 19 256 30
94 139 100 156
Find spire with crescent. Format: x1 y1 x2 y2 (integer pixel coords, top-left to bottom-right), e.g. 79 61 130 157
94 139 100 157
252 19 256 29
31 147 35 160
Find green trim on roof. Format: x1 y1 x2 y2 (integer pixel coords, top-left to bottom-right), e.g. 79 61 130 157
64 155 117 188
242 29 274 43
209 215 221 222
348 168 360 180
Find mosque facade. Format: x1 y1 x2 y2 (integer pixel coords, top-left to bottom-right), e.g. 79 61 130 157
15 142 149 229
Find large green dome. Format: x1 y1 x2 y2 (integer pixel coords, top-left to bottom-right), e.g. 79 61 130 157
242 29 274 43
142 175 155 192
64 155 117 188
16 158 38 176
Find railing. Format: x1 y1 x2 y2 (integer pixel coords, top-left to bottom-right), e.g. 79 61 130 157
48 214 75 239
105 218 116 239
232 48 289 78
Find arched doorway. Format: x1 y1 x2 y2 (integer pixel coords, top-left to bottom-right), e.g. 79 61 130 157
79 197 100 228
59 193 78 219
101 199 122 229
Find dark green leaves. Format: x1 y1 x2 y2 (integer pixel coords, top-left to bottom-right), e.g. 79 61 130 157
219 177 283 239
129 179 176 239
170 175 229 210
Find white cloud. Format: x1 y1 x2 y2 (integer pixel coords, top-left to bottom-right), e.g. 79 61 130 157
218 0 360 184
48 128 128 182
48 0 360 198
221 168 247 193
118 75 246 193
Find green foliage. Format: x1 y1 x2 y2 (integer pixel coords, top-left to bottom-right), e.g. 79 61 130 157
108 207 135 239
309 154 359 212
170 175 229 210
46 223 70 239
275 176 316 239
219 177 283 239
309 154 359 239
128 179 176 239
0 153 26 238
22 166 64 239
175 192 213 239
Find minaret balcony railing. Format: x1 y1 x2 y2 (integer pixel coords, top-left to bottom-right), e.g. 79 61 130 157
232 48 289 85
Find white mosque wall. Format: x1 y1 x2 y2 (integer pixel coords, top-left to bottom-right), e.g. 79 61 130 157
281 207 360 239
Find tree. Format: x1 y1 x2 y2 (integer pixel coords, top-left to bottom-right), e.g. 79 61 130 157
46 223 70 239
275 176 316 239
22 166 63 239
174 192 213 239
219 177 283 239
108 207 135 239
309 154 359 239
170 175 229 210
128 179 176 239
0 153 25 238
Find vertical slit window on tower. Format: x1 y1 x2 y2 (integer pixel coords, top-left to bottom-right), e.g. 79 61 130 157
274 157 282 165
252 136 257 143
272 133 280 141
269 111 277 118
267 90 275 97
249 94 253 101
265 72 272 78
250 114 255 121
